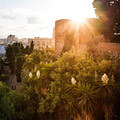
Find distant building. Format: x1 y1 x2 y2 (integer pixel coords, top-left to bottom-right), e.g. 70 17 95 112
28 38 34 46
18 38 28 47
28 37 54 49
0 41 4 45
0 39 7 44
7 34 18 44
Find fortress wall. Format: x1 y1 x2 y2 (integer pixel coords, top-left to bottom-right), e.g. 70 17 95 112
79 44 87 52
55 19 120 54
78 43 120 54
97 43 120 53
55 19 97 53
55 19 70 53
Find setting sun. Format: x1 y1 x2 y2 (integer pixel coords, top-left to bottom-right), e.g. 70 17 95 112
72 17 86 24
58 0 96 23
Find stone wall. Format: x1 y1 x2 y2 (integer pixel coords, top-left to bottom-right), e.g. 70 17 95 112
34 37 54 49
79 44 87 52
97 43 120 54
55 19 71 53
55 19 97 53
55 19 120 54
79 43 120 54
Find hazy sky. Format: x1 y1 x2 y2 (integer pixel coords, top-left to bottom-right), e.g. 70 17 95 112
0 0 96 38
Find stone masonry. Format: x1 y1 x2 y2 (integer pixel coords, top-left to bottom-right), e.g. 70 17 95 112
55 19 96 53
55 19 71 53
55 19 120 54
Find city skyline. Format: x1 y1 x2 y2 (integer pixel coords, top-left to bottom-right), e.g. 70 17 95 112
0 0 96 38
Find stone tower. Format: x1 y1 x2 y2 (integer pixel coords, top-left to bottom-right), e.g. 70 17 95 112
55 19 97 54
55 19 71 53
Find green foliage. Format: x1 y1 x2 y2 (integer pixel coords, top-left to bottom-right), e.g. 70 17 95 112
0 82 15 120
29 41 34 53
1 49 120 120
15 54 25 82
0 94 15 120
0 74 9 82
77 83 97 114
0 57 4 73
6 44 16 73
6 42 24 74
0 57 9 82
21 50 120 119
23 47 57 71
6 42 34 82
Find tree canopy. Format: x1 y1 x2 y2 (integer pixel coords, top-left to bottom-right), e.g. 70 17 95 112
6 42 34 82
1 47 120 119
93 0 120 42
20 50 120 120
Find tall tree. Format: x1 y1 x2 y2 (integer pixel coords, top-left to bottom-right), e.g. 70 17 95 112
6 45 16 73
15 54 25 82
93 0 120 42
6 42 33 82
0 57 4 74
29 41 34 53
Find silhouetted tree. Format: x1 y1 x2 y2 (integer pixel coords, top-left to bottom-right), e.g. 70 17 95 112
0 57 4 74
6 45 16 73
93 0 120 42
15 55 25 82
24 46 30 54
6 42 33 82
29 41 34 53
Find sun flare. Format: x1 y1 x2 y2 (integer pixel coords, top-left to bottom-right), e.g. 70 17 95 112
72 17 86 24
61 0 96 24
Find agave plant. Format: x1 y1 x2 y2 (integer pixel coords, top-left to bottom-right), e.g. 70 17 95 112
77 83 97 120
97 82 118 120
65 82 97 120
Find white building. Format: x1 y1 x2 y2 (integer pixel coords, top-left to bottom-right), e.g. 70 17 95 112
7 34 18 44
18 38 28 47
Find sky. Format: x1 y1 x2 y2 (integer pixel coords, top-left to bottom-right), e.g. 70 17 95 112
0 0 96 38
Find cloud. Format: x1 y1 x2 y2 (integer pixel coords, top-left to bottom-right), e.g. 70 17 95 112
0 8 44 24
0 8 30 20
0 8 54 38
27 16 41 24
0 10 16 20
0 25 5 29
